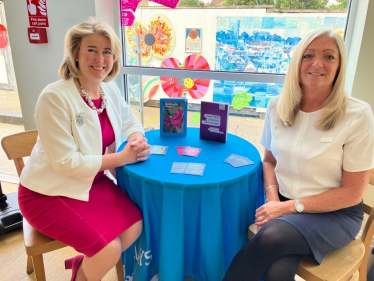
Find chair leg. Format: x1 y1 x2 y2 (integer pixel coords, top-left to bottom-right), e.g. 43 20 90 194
32 255 46 281
116 255 125 281
351 269 360 281
26 255 34 274
359 261 367 281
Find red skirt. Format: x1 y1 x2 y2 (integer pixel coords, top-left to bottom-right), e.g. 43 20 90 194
18 175 143 257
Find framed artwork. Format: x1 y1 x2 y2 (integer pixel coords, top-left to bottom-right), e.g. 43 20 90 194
160 98 187 137
185 28 202 53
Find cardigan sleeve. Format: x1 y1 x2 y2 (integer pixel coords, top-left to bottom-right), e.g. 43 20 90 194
35 90 102 182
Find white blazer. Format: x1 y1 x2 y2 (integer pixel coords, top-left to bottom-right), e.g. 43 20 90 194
20 78 144 201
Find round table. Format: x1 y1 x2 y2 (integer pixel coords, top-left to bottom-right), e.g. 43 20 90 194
116 128 264 281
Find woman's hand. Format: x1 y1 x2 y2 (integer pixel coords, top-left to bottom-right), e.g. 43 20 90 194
120 138 151 165
129 138 151 161
119 141 139 165
255 200 294 231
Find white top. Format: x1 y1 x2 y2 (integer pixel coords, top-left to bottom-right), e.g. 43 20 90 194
260 96 374 199
20 78 144 201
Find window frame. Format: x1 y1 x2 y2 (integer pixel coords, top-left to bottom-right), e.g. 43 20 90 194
118 1 356 105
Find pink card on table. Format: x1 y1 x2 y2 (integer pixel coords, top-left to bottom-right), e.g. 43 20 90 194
176 146 189 156
181 147 202 157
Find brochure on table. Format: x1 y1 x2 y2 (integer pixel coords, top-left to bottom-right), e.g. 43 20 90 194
199 101 229 143
160 98 187 137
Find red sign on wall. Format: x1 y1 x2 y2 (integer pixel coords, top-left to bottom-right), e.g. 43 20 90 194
28 27 48 44
0 24 9 49
27 0 49 27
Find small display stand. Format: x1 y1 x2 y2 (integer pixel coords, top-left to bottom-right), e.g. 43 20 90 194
0 181 23 236
200 101 229 143
160 98 187 137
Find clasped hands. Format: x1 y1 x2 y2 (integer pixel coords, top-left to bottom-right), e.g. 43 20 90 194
122 137 151 164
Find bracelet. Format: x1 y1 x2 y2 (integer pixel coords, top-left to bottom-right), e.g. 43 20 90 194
264 184 278 194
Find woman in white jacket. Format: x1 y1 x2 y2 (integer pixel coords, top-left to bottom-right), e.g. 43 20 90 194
18 18 150 281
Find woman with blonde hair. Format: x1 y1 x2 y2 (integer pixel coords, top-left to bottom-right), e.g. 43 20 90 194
18 18 150 281
224 29 374 280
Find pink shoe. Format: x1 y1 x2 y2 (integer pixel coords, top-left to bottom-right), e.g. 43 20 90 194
65 255 84 281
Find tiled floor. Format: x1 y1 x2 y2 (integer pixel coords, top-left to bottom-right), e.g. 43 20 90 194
0 122 25 180
0 89 21 112
0 89 24 180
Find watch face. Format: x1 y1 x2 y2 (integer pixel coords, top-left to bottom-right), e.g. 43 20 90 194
296 203 305 213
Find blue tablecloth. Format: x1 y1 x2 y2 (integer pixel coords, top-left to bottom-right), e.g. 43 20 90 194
116 128 264 281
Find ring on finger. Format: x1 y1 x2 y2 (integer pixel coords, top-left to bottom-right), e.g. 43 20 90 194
257 216 264 222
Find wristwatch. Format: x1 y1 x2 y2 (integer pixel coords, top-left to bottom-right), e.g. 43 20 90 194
294 199 305 213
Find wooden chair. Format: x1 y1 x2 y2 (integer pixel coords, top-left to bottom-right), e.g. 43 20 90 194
1 130 125 281
248 172 374 281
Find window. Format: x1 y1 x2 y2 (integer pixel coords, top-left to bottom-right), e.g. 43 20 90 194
120 0 351 153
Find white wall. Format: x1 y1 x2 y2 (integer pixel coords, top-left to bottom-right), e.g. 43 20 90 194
358 0 374 224
344 0 374 234
94 0 123 94
3 0 96 130
345 0 369 97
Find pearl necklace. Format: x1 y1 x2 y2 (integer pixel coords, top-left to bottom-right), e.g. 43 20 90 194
77 79 107 114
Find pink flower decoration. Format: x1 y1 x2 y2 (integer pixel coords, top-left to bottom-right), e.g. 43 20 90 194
122 0 141 12
150 0 180 8
121 10 135 27
121 0 180 26
160 54 210 99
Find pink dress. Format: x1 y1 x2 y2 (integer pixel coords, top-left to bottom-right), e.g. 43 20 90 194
18 98 143 257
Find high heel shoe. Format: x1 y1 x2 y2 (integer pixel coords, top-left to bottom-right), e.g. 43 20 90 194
65 255 84 281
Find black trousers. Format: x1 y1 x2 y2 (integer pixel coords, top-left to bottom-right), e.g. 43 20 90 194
223 196 313 281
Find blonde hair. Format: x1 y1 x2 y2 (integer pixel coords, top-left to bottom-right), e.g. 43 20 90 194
58 17 122 82
277 29 348 131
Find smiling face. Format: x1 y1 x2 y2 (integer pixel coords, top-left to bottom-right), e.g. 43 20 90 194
76 34 114 83
299 36 340 93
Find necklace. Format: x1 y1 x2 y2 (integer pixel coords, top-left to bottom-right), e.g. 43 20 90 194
77 79 107 114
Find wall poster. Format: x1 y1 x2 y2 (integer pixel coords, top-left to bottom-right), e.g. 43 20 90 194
185 28 202 53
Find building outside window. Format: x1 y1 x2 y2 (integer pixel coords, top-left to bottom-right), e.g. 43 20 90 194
120 0 351 152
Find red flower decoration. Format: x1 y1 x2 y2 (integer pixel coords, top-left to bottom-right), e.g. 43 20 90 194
160 54 210 99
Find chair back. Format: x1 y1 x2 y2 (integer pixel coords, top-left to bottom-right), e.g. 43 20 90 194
361 170 374 274
1 130 125 281
1 130 38 177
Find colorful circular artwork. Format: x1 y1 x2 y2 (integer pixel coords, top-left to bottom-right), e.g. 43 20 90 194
148 14 175 60
182 54 210 99
127 73 160 103
160 55 210 100
160 58 183 98
126 14 175 63
126 20 151 62
142 76 160 102
184 78 194 89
